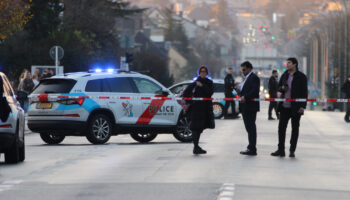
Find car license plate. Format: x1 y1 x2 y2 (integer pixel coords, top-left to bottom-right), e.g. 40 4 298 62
37 102 52 109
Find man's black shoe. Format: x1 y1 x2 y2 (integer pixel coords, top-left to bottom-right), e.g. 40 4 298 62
232 115 240 119
271 150 285 157
268 117 275 120
240 149 257 156
193 146 207 155
289 151 295 157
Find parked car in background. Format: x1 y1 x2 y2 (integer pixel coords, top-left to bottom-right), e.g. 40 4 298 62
168 79 239 119
0 72 25 164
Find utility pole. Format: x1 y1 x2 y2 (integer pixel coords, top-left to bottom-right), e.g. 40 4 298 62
342 0 348 111
343 0 348 79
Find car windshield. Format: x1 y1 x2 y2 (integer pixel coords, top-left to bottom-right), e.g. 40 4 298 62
31 79 77 94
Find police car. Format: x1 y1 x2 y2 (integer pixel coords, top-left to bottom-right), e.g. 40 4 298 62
0 72 25 163
27 70 192 144
169 79 239 119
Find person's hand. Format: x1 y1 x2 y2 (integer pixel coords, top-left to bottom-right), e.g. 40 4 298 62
196 81 203 87
277 92 282 98
298 107 304 114
235 87 241 93
240 96 245 103
282 85 288 92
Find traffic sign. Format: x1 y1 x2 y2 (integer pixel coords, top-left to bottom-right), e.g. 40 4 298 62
50 46 64 60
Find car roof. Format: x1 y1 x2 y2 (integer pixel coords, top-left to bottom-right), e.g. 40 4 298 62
50 71 143 80
170 78 224 87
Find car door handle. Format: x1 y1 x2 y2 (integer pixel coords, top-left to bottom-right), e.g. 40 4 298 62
109 101 116 104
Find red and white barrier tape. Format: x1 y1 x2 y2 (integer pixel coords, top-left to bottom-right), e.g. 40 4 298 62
28 94 350 103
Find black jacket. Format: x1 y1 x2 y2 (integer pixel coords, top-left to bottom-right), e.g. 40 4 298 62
224 74 235 97
183 77 214 130
239 72 260 113
0 76 11 122
268 76 278 98
341 81 350 98
278 70 308 115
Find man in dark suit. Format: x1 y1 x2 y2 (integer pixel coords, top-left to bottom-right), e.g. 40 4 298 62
236 61 260 156
268 70 279 120
271 57 308 158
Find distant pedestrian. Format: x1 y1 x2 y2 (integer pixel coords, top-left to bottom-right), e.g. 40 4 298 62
32 74 39 87
18 71 34 112
268 70 279 120
183 65 214 155
271 58 308 158
19 69 29 84
40 68 51 79
341 75 350 122
236 61 260 156
224 67 239 119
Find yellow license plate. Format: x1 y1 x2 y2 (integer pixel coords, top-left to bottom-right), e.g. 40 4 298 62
37 102 52 109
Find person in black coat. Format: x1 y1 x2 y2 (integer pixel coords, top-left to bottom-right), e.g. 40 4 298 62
271 58 308 158
268 70 279 120
224 67 238 119
236 61 260 156
0 74 11 122
183 66 214 155
341 76 350 121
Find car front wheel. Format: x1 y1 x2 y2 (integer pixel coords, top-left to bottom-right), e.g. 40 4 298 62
40 133 65 144
213 102 224 119
173 114 192 142
130 133 157 143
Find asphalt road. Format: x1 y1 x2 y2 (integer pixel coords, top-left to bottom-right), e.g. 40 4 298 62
1 104 350 200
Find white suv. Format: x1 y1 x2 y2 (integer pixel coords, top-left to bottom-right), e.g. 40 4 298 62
28 70 191 144
0 72 25 164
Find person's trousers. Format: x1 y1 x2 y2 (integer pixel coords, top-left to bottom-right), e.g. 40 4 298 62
242 111 257 152
346 102 350 117
224 99 236 116
268 101 278 118
192 129 203 147
278 107 301 152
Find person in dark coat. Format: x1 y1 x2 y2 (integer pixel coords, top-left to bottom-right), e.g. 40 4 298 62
236 61 260 156
341 75 350 121
0 73 11 122
183 66 214 155
224 67 238 119
271 58 308 158
268 70 279 120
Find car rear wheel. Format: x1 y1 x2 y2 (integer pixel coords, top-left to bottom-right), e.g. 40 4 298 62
130 133 157 143
19 137 25 162
173 114 192 143
19 122 25 162
40 133 65 144
5 122 20 164
86 114 112 144
213 102 224 119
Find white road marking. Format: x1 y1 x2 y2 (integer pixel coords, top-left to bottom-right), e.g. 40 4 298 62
0 180 23 193
217 183 235 200
2 180 23 185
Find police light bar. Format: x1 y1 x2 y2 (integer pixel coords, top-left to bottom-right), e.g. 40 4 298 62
88 68 116 73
